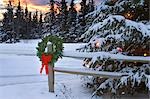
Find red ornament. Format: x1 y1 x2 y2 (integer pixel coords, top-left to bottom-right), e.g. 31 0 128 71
117 47 123 52
95 41 100 48
40 54 53 75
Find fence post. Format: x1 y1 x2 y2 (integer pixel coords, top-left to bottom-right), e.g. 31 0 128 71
47 43 54 92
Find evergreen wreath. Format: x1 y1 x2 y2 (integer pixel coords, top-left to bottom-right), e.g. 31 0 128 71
36 35 63 65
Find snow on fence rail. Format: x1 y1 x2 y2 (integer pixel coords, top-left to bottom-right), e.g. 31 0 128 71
0 43 149 63
54 67 128 78
63 51 150 63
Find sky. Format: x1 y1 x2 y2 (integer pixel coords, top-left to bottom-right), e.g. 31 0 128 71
0 0 101 20
1 0 84 11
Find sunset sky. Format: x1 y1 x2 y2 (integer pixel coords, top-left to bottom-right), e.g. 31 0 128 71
0 0 101 20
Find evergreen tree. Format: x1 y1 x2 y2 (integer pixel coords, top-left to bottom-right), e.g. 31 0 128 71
49 0 55 34
14 0 26 39
79 0 87 26
27 12 32 38
38 12 43 37
6 1 13 31
2 1 45 40
28 12 32 23
31 10 39 38
25 3 28 18
39 12 43 24
42 0 59 36
67 0 78 42
76 0 91 42
24 3 30 39
60 0 69 39
2 1 15 42
79 0 150 96
42 0 93 42
87 0 94 13
32 10 38 27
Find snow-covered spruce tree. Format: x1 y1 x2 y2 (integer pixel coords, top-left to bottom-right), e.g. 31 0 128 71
59 0 70 41
14 1 27 39
42 0 60 37
2 1 17 43
78 0 150 96
76 0 95 42
2 1 13 32
30 10 39 39
67 0 78 42
87 0 94 13
82 0 149 42
37 12 43 38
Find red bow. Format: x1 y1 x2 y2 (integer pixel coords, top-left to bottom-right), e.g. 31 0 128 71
40 54 53 75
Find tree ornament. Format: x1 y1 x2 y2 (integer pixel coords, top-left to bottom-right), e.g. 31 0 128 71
124 11 134 20
117 47 123 52
36 35 63 73
144 53 147 57
95 41 100 48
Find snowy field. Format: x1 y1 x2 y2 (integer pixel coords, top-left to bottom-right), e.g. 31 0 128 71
0 40 149 99
0 40 99 99
0 54 95 99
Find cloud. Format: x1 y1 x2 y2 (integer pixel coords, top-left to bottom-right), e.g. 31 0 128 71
2 0 101 13
29 0 48 6
3 0 101 6
28 0 87 6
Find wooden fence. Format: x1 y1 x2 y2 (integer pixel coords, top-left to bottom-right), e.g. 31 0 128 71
47 44 150 92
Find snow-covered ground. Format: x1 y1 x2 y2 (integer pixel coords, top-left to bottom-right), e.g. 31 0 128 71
0 54 95 99
0 40 149 99
0 40 99 99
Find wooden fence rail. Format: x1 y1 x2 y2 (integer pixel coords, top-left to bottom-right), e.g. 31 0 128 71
63 51 150 63
54 67 128 78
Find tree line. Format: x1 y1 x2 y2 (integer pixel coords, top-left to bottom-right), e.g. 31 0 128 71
1 0 95 43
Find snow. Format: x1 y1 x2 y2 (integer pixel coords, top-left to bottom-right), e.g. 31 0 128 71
125 20 150 36
86 15 150 37
0 40 149 99
82 15 150 42
0 40 97 99
0 40 86 56
54 67 128 78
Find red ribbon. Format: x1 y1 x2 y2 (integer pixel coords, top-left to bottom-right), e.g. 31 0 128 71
40 54 53 75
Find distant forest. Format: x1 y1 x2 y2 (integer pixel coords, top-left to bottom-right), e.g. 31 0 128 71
1 0 95 43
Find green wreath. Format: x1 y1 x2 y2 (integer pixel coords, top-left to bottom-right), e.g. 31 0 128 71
36 35 63 65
